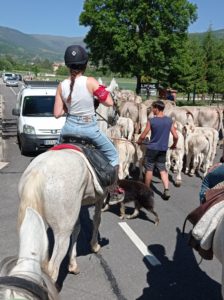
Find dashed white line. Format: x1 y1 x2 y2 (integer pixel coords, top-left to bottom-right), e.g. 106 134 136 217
119 222 161 266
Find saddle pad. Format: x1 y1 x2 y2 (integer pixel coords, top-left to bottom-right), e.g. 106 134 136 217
50 143 82 152
50 145 104 196
192 201 224 250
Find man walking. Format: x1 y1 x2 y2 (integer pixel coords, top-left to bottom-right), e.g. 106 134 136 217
137 100 178 200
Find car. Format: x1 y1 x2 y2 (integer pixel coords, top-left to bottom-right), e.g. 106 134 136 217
12 80 66 155
15 74 23 81
5 76 19 87
3 72 15 83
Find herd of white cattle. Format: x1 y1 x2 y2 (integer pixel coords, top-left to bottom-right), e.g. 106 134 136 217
98 78 224 187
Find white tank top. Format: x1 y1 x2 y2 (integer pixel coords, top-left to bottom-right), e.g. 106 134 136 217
61 75 95 116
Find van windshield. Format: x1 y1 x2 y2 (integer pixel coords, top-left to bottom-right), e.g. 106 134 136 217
22 96 55 116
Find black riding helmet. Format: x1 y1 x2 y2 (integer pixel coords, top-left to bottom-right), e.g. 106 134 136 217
64 45 88 67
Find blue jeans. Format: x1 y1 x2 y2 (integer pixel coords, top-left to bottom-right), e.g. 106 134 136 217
60 114 119 167
199 164 224 203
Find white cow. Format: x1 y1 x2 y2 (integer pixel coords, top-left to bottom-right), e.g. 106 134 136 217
166 127 185 187
184 133 211 177
112 138 136 179
116 116 134 140
183 123 219 168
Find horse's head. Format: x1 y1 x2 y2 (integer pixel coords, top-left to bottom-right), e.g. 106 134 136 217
0 208 59 300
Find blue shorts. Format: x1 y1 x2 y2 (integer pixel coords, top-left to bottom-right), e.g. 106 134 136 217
144 149 167 171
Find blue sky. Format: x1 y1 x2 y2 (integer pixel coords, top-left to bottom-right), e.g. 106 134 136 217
0 0 223 37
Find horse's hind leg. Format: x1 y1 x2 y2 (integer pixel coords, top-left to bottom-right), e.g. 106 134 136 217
48 232 71 282
68 219 81 274
91 200 103 253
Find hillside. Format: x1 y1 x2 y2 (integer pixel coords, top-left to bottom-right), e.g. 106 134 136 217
189 28 224 41
0 26 85 61
0 25 223 62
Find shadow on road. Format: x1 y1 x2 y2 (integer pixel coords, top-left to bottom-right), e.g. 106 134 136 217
136 227 222 300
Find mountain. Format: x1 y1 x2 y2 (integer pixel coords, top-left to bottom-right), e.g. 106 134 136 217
0 25 223 62
0 26 85 61
189 29 224 40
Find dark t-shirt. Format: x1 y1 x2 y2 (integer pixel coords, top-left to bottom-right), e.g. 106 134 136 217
147 116 172 151
167 94 174 101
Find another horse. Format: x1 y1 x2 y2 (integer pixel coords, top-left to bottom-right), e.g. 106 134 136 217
16 148 107 283
213 215 224 298
0 207 58 300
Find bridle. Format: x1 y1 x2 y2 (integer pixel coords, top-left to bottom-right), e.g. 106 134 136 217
0 276 49 300
96 101 120 128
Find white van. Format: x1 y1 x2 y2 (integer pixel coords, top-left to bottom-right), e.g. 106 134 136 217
12 81 66 155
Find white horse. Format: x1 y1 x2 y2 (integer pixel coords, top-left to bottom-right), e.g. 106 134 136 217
0 207 58 300
96 78 119 134
16 148 107 283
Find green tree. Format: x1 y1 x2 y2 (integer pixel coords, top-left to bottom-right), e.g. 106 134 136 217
202 28 224 99
56 65 69 76
0 58 13 71
80 0 197 93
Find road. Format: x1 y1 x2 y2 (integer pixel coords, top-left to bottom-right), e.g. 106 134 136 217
0 79 222 300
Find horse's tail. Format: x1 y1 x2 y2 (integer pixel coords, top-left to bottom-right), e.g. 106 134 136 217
17 170 44 230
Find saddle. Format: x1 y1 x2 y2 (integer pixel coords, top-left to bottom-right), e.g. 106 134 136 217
51 134 116 188
183 188 224 260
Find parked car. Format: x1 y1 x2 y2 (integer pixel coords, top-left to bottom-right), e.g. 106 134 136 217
15 74 23 81
5 76 19 87
3 72 15 83
12 80 66 155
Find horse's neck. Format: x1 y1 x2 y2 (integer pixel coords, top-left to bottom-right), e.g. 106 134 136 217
4 288 37 300
9 258 42 283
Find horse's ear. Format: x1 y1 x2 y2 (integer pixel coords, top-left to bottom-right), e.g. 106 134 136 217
19 207 48 261
98 77 103 85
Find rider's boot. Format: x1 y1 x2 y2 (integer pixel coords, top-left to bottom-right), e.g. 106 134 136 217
109 165 125 195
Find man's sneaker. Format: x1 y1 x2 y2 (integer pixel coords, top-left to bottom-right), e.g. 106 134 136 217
163 189 170 200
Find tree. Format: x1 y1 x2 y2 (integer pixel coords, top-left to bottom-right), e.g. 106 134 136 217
80 0 197 93
202 28 223 98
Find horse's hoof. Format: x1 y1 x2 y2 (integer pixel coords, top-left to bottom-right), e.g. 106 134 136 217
119 215 125 220
189 173 194 177
101 204 110 212
154 219 159 226
126 215 134 219
69 265 80 275
175 181 181 187
91 243 101 253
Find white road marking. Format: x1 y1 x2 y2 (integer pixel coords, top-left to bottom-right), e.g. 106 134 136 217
0 162 9 169
9 87 17 95
119 222 161 266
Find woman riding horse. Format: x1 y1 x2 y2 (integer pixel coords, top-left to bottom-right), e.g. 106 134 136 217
53 45 122 192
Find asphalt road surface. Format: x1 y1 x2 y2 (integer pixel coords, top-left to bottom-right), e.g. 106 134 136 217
0 80 222 299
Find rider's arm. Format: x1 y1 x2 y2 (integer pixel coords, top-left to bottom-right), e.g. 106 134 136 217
54 84 67 118
87 77 113 107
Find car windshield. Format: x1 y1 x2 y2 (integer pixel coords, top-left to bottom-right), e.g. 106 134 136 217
22 96 55 116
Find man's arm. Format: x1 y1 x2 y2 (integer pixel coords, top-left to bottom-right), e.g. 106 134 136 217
137 121 151 144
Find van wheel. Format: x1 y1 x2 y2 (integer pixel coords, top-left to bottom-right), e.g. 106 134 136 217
20 143 29 156
17 133 20 147
19 139 28 156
